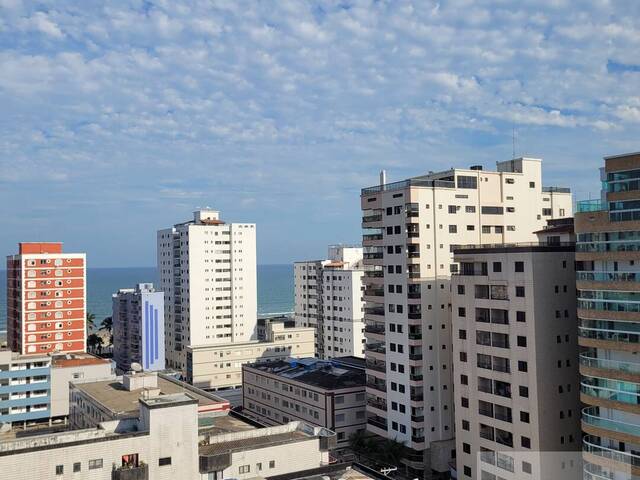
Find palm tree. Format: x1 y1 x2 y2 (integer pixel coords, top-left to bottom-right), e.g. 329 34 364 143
87 333 102 353
100 317 113 347
86 312 96 332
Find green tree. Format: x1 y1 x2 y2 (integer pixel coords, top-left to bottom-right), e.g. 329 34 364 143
87 333 102 353
378 438 407 465
86 312 96 332
100 317 113 347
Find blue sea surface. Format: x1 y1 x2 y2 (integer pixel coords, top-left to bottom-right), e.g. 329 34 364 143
0 265 293 330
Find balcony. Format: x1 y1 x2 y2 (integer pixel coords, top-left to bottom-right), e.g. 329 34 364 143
411 414 424 422
363 288 384 298
410 373 423 381
365 359 386 373
363 233 383 244
411 436 425 444
363 252 383 260
578 271 640 283
364 306 385 318
111 463 149 480
367 416 388 431
365 344 386 355
408 331 422 340
367 397 387 411
410 390 424 402
409 353 423 361
582 407 640 439
577 199 605 213
580 354 640 376
363 270 384 279
583 435 640 470
362 213 383 227
364 323 385 335
408 313 422 320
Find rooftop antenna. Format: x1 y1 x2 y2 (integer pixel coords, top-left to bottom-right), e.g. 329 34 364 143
512 124 517 159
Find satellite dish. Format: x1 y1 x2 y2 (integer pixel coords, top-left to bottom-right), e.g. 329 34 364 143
131 362 143 373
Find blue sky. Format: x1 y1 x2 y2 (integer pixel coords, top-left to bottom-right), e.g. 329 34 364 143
1 0 639 266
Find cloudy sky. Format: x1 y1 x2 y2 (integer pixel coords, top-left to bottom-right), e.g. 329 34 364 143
1 0 639 266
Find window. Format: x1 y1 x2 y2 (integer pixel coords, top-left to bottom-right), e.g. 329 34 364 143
529 181 535 188
492 262 502 272
56 465 64 475
466 206 476 213
88 459 103 470
257 462 263 471
519 386 529 398
482 206 504 215
159 457 172 466
482 225 491 234
457 176 478 189
522 461 532 474
506 178 515 184
449 205 457 213
515 286 525 297
335 395 344 404
458 307 466 317
515 261 524 272
461 397 469 408
463 443 471 454
521 436 531 449
240 465 251 474
73 463 81 473
457 285 465 294
542 208 552 216
464 466 472 476
518 361 528 372
459 329 467 340
520 411 530 423
336 413 345 422
449 225 458 233
467 225 475 231
517 336 527 347
516 311 526 322
269 461 276 469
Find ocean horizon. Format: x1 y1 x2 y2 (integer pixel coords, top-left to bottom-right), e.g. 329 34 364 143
0 264 294 331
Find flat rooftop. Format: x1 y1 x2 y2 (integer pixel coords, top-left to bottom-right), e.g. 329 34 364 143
52 353 111 368
73 374 227 416
200 430 308 457
246 358 365 390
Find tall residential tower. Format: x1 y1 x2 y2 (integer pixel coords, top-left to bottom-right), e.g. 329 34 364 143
360 158 572 476
294 245 366 358
576 152 640 480
157 210 257 372
6 242 86 356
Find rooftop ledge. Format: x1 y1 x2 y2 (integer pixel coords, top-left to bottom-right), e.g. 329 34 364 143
452 241 575 253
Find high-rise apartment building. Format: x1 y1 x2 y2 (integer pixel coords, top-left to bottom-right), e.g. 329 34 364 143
157 209 257 372
360 158 572 476
6 242 86 356
576 152 640 480
112 283 165 372
294 245 365 358
451 220 581 480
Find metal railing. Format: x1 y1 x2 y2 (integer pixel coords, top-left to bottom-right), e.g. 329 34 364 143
578 271 640 282
583 435 640 468
580 354 640 375
362 178 455 195
582 407 640 437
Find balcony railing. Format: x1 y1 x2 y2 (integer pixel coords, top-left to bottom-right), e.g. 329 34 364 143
367 398 387 411
363 270 384 278
583 435 640 469
361 178 455 195
363 252 383 260
365 344 386 354
577 199 605 213
363 288 384 297
363 233 383 242
362 214 383 223
366 380 386 392
408 332 422 340
364 323 385 335
411 436 425 443
411 414 424 422
367 416 388 431
410 374 423 381
582 407 640 438
578 271 640 283
580 354 640 375
409 353 423 361
364 307 384 316
407 292 421 299
366 360 386 372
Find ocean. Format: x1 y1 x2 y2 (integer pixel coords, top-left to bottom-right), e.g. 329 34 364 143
0 264 294 330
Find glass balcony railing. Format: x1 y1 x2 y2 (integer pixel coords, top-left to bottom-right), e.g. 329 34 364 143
581 377 640 405
580 354 640 375
577 241 640 253
578 271 640 282
583 435 640 469
577 199 605 213
582 407 640 437
582 463 615 480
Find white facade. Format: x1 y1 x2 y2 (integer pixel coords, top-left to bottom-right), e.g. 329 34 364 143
157 209 257 373
294 246 365 358
451 235 581 480
187 321 315 390
360 158 573 473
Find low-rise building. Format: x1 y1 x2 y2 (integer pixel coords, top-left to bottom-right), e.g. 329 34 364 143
451 220 581 480
0 349 51 427
0 392 201 480
112 283 165 372
69 371 230 429
242 357 366 446
187 320 315 390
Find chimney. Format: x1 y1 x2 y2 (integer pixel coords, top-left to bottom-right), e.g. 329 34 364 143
380 170 387 186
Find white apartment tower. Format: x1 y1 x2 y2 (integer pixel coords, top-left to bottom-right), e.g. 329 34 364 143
157 209 257 372
294 245 366 358
360 158 572 476
451 221 581 480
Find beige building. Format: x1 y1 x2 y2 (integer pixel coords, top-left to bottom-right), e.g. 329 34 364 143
187 320 315 390
575 152 640 480
295 245 366 358
0 392 200 480
242 356 366 446
451 219 581 480
157 209 257 373
360 158 572 476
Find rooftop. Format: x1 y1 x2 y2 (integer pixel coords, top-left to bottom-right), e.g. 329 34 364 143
51 352 111 369
245 357 365 390
72 373 228 416
452 241 575 256
200 430 308 457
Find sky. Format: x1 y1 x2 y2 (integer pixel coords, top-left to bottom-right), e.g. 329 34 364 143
1 0 639 267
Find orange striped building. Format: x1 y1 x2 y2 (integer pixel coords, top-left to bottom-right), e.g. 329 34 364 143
6 242 86 355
